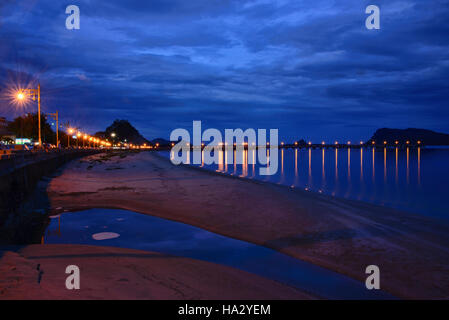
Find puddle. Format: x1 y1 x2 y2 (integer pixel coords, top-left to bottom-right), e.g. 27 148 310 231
44 208 395 299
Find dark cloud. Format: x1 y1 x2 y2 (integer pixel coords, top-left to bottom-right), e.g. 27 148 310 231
0 0 448 142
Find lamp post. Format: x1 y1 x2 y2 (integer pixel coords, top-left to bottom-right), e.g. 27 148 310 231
48 111 59 148
76 132 81 148
16 84 41 147
68 128 74 148
111 132 116 147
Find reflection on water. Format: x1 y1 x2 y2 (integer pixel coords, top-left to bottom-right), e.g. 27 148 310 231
44 208 394 300
166 147 449 219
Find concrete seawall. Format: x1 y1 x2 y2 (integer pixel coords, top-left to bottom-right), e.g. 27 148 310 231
0 150 100 244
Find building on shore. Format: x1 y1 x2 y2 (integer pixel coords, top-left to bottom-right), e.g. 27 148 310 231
0 117 16 145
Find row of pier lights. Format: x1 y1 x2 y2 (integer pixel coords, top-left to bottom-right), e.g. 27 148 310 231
173 140 423 151
59 139 424 151
49 139 423 151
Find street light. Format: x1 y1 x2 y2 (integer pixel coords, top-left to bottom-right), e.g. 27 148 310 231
15 84 42 147
68 128 74 148
76 132 82 148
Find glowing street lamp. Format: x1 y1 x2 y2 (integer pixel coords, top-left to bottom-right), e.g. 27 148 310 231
15 84 42 147
67 128 74 147
76 132 82 148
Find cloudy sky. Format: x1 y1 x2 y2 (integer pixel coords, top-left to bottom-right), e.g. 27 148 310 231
0 0 448 142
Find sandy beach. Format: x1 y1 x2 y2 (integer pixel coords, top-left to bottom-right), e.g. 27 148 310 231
0 244 311 299
3 150 449 299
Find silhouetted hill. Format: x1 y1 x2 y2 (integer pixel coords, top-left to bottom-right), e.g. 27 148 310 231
368 128 449 145
99 120 149 145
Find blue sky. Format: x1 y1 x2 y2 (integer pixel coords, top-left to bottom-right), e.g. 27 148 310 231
0 0 448 142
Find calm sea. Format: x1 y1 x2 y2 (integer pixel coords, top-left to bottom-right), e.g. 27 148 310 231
161 147 449 220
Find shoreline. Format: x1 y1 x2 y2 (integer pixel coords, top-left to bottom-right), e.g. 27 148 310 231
0 244 313 299
38 151 449 298
157 150 445 223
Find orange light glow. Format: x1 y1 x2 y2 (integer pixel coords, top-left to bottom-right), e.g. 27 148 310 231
16 92 25 100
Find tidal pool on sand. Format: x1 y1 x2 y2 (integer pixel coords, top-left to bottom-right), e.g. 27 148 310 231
44 208 394 300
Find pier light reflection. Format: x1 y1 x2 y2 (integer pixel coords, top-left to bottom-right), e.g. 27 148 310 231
395 147 399 185
406 147 410 184
241 149 248 178
294 148 298 183
201 149 205 167
418 147 421 186
335 148 338 182
218 149 224 172
281 148 284 175
347 148 351 181
322 148 325 184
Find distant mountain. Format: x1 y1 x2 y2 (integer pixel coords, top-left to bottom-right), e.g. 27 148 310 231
100 120 150 145
368 128 449 145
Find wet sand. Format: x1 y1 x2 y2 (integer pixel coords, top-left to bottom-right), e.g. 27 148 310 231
15 151 449 298
0 244 312 299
